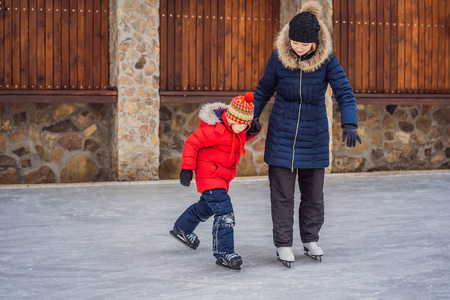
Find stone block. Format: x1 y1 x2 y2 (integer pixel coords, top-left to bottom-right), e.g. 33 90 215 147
52 103 77 120
61 155 99 183
59 133 83 151
0 168 20 184
0 135 8 152
24 166 56 184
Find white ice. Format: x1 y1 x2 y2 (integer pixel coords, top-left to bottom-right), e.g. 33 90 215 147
1 171 449 299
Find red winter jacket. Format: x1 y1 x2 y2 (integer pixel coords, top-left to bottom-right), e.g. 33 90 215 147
181 103 256 193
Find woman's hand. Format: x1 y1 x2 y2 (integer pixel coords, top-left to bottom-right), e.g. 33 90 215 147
342 125 362 147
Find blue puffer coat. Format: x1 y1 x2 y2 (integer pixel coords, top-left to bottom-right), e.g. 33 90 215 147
253 2 358 170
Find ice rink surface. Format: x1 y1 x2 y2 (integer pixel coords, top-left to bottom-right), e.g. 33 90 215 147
1 171 449 300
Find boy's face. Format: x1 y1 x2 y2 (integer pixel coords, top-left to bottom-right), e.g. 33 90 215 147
229 122 249 134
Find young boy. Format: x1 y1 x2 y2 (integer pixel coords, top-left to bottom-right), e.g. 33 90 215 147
170 92 260 271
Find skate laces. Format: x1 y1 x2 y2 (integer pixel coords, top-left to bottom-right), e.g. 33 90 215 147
224 253 240 261
185 232 198 244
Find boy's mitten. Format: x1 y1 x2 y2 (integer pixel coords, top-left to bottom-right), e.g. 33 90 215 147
180 169 193 187
342 124 362 147
247 118 260 137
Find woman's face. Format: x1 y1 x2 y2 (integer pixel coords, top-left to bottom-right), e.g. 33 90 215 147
290 40 313 56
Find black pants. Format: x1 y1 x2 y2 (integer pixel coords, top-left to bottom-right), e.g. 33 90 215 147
269 165 325 247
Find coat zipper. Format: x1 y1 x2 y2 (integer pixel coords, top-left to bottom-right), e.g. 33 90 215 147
291 69 303 172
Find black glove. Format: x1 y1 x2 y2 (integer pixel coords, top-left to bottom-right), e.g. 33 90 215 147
342 124 362 147
247 118 261 137
179 169 193 187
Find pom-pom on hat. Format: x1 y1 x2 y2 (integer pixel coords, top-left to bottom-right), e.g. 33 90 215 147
289 11 320 43
225 92 254 126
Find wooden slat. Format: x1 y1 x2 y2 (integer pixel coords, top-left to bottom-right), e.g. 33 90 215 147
209 0 217 91
272 0 279 48
217 0 224 91
159 0 167 90
348 0 355 89
224 0 231 91
354 0 361 93
91 0 99 89
100 0 108 88
251 0 259 89
397 0 404 93
0 1 4 88
69 0 77 89
239 0 246 91
61 0 70 89
53 0 62 90
182 0 190 91
334 0 340 63
4 0 13 88
424 0 432 92
12 0 21 89
376 0 384 93
264 0 273 89
437 0 446 92
418 0 425 92
189 0 196 90
340 0 348 76
362 0 369 92
369 0 376 92
391 0 398 93
404 0 412 92
431 0 438 91
45 0 53 89
203 0 211 91
20 0 29 89
257 0 265 81
231 0 238 91
411 0 419 93
383 0 391 92
174 0 182 91
245 0 252 91
444 0 449 92
167 0 175 90
36 0 45 89
196 0 204 91
84 0 93 89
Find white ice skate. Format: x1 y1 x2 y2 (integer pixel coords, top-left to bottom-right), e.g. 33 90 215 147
276 247 295 268
303 242 323 262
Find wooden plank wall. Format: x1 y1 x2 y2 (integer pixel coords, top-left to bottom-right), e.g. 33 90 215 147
0 0 109 90
160 0 280 92
333 0 450 94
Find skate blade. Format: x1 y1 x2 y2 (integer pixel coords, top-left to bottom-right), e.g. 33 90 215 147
169 230 197 250
277 258 292 268
216 263 241 272
304 252 322 262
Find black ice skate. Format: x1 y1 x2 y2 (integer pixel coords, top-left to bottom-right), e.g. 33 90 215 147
303 242 323 262
169 226 200 250
215 253 243 271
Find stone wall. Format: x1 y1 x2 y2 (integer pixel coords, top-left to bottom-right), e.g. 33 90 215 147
0 102 112 184
112 0 160 181
331 104 450 172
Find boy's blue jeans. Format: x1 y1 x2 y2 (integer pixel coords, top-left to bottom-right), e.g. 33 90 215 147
174 188 235 257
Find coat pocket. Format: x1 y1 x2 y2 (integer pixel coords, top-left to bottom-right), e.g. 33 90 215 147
212 164 234 182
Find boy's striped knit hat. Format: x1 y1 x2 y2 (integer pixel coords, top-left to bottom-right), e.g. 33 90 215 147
225 92 254 126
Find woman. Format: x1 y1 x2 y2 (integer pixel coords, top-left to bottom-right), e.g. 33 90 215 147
252 1 361 268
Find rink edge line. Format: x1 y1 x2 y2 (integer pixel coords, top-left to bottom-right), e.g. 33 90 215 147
0 169 448 189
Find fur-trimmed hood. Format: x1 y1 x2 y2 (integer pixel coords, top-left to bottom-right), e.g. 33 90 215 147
198 102 228 125
276 1 333 72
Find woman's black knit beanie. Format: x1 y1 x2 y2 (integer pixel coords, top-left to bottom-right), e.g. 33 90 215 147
289 12 320 43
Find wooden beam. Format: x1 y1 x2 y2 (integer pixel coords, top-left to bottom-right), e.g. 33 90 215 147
0 87 117 103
